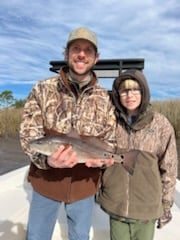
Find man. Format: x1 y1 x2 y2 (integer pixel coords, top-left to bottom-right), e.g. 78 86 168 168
20 27 116 240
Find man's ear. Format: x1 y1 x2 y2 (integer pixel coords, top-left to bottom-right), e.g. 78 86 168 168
94 53 100 64
64 49 68 60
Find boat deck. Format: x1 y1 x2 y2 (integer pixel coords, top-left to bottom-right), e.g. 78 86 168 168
0 166 179 239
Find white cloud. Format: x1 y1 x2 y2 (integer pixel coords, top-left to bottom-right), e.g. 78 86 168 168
0 0 180 99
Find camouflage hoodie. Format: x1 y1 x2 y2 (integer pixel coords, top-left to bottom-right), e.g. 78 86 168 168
98 69 178 221
19 66 116 203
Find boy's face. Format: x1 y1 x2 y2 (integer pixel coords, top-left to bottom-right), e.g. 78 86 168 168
119 80 142 116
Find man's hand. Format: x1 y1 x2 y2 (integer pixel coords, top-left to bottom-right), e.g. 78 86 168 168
85 158 114 168
47 145 78 168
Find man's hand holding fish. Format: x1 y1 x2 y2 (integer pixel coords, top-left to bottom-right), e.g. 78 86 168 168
47 145 78 168
85 158 114 168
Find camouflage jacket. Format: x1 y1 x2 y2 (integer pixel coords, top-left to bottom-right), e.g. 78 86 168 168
19 66 116 202
99 114 177 221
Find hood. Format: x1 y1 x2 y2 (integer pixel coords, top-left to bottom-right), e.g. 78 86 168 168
112 69 153 130
112 69 150 114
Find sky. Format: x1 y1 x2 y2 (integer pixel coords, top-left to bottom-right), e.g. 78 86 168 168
0 0 180 101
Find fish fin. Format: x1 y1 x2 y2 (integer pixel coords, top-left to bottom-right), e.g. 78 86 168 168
44 128 81 139
79 135 114 153
67 129 114 153
66 130 81 139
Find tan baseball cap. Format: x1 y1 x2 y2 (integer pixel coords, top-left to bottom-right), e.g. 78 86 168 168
66 27 98 50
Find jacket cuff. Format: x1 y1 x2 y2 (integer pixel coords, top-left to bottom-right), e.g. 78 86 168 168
31 153 50 169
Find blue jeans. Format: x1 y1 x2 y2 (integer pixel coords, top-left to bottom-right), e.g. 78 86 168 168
26 190 94 240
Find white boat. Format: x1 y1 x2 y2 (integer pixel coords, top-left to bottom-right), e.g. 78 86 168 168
0 166 179 240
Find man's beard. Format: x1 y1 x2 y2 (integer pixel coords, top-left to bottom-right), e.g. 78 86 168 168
68 61 93 77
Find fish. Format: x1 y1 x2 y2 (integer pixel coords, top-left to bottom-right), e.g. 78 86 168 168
29 132 139 175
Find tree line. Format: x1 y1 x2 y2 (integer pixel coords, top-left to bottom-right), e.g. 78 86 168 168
0 90 26 109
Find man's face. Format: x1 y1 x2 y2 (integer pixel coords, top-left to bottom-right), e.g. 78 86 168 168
66 39 99 80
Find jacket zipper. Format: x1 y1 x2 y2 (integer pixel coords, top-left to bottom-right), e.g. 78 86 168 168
125 129 133 216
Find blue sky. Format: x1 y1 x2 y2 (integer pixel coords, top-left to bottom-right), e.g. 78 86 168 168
0 0 180 100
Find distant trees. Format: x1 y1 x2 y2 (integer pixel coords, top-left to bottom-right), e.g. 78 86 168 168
0 90 15 108
0 90 26 109
12 99 26 108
